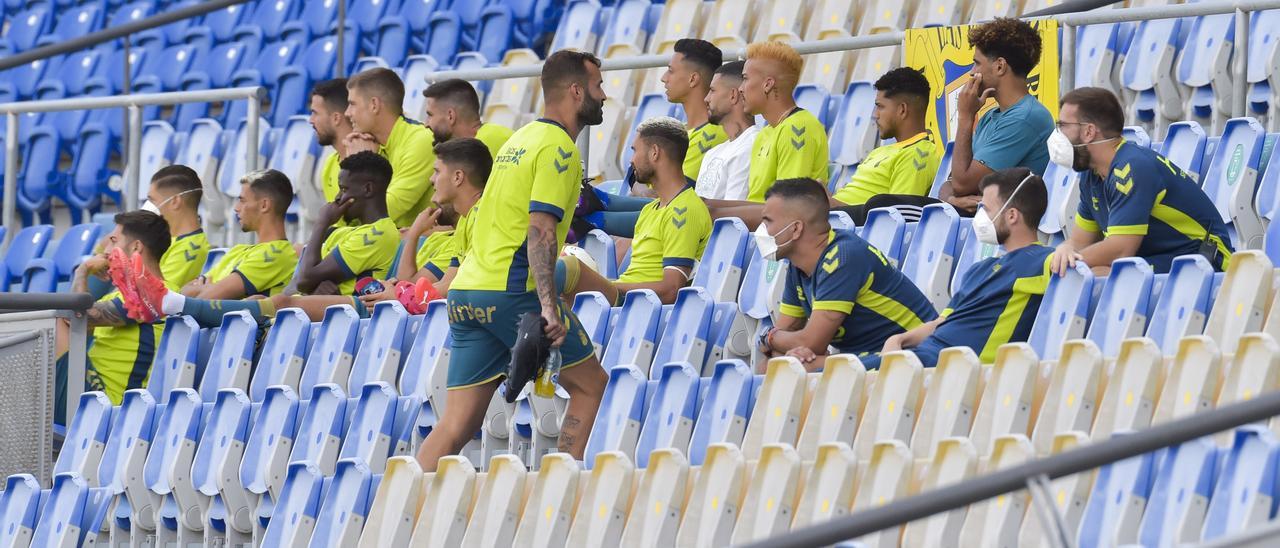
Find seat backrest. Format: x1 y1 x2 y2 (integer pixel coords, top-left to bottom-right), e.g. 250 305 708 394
1204 250 1273 355
190 389 252 497
1027 262 1095 361
289 384 348 475
580 229 618 279
1040 161 1083 235
1137 437 1219 547
52 224 101 278
426 12 463 65
584 365 648 467
573 292 613 356
861 207 906 266
54 392 113 481
147 315 202 400
198 311 257 401
1123 125 1152 148
1076 434 1157 547
1087 258 1155 357
53 3 103 40
97 390 157 491
300 305 362 396
142 389 203 494
337 382 398 472
688 359 753 465
651 288 715 374
692 218 751 302
829 81 877 166
1146 254 1215 354
901 203 960 310
311 459 376 544
20 261 56 293
0 475 43 546
398 300 451 399
1121 18 1182 93
597 0 649 55
29 473 91 547
552 0 602 53
1176 13 1235 89
635 362 700 467
1204 426 1280 540
1159 121 1208 181
601 290 663 373
347 301 408 394
6 7 53 52
260 462 325 546
793 84 830 126
240 385 300 495
4 225 53 282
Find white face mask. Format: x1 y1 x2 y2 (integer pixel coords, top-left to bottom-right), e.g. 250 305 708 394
141 188 200 215
1047 127 1119 170
753 221 797 261
972 172 1035 246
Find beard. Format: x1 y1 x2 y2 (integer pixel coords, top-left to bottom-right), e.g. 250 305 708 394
579 94 605 126
707 107 725 125
1073 145 1092 172
633 163 656 186
431 126 452 145
316 129 335 147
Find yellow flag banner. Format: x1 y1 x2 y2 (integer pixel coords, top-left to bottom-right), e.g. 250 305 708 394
903 20 1060 156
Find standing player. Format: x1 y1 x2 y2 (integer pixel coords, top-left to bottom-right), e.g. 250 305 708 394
415 50 610 471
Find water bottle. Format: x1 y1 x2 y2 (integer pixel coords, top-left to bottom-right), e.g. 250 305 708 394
534 348 562 398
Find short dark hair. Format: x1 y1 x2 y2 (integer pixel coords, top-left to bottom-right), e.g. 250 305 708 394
714 60 745 82
673 38 723 82
979 167 1048 230
115 210 171 261
423 79 482 119
348 68 405 114
339 151 393 188
151 164 202 210
311 78 349 112
541 49 601 98
874 67 931 110
636 117 689 164
242 169 294 216
764 178 831 223
969 17 1042 78
1060 87 1125 137
434 138 492 189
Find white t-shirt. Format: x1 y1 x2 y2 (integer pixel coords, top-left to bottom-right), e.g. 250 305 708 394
695 125 761 201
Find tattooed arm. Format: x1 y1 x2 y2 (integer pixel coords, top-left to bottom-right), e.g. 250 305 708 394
70 259 131 329
528 211 566 347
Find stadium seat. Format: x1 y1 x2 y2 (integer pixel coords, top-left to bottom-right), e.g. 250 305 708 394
573 292 613 359
231 0 299 43
694 218 751 302
805 0 859 40
584 365 647 466
799 29 854 97
196 311 257 402
512 453 579 546
619 448 691 545
854 351 923 461
1202 426 1280 540
358 456 421 546
183 2 248 43
597 0 650 56
1027 261 1095 361
566 451 633 545
143 388 205 545
47 392 113 486
97 392 160 542
1203 250 1272 356
191 389 253 545
601 290 663 374
1146 254 1216 354
792 442 858 530
732 443 803 544
279 0 338 44
336 382 398 474
970 344 1040 459
396 301 451 445
276 35 354 127
1018 432 1095 545
298 305 362 398
849 41 901 85
134 44 198 97
758 1 810 42
1217 333 1280 430
132 120 178 206
829 81 879 168
1153 336 1222 426
460 453 527 546
743 357 807 460
346 301 408 395
1123 125 1152 148
651 288 715 373
1077 433 1156 547
1248 10 1280 129
861 207 907 267
144 315 202 401
200 247 226 276
272 116 322 220
849 439 912 546
1086 258 1154 357
634 362 700 467
3 6 53 53
1177 14 1236 133
702 0 756 49
0 55 53 103
1039 160 1083 237
1202 117 1266 248
676 442 745 546
902 437 979 546
50 3 104 43
17 127 58 225
550 0 600 53
1032 340 1103 457
259 462 324 547
404 454 475 546
587 98 629 180
796 355 865 461
481 49 542 129
238 385 299 528
620 93 681 170
1136 436 1218 547
20 260 56 293
1160 120 1208 182
1091 338 1163 442
688 359 754 466
959 435 1035 546
1121 18 1186 137
309 459 377 546
0 474 42 546
62 126 114 219
902 203 961 311
29 472 111 547
910 347 981 461
794 84 833 127
288 383 348 477
1074 23 1133 96
580 229 618 280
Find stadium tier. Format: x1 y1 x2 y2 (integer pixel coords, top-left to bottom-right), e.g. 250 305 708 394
8 0 1280 546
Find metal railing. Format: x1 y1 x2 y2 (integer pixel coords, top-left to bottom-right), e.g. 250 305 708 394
0 87 266 245
745 385 1280 547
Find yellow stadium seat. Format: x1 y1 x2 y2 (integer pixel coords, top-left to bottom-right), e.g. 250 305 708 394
408 456 477 548
620 448 689 547
902 437 979 547
460 454 529 547
586 99 629 181
731 444 803 543
742 357 808 461
676 443 747 547
1091 338 1163 442
513 453 581 547
1153 336 1222 426
911 347 982 462
854 351 924 463
792 442 858 530
637 41 675 101
1203 250 1273 356
1017 432 1095 548
850 439 913 548
1032 339 1103 457
602 52 641 111
916 0 974 28
970 344 1040 459
849 40 902 86
648 0 707 53
1217 333 1280 444
796 354 866 461
959 435 1035 546
799 30 854 95
856 1 912 35
970 0 1020 23
481 49 542 128
568 451 635 546
758 1 811 43
357 456 424 548
805 0 863 40
703 0 760 49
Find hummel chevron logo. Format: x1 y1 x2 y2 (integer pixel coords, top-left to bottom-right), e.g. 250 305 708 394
791 138 804 150
912 158 927 170
1115 179 1133 195
369 227 385 236
671 217 687 229
1113 163 1131 179
702 131 716 142
697 141 713 153
557 147 572 159
822 257 840 274
553 159 569 173
791 125 806 137
188 242 200 250
915 147 929 158
363 234 376 246
261 251 275 263
673 206 688 215
184 251 197 261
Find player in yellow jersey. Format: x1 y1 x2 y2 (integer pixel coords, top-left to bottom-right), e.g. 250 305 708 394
740 40 828 202
183 169 298 299
142 165 209 288
662 38 729 180
422 78 514 159
309 78 355 204
56 211 173 412
344 68 437 227
559 117 711 305
415 50 610 472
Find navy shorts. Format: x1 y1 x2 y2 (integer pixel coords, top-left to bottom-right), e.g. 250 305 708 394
446 289 596 389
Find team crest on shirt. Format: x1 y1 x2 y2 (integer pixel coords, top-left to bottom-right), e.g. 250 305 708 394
496 147 528 166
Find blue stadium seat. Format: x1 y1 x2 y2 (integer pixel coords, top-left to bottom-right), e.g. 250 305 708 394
133 44 198 95
1178 14 1236 130
794 85 833 127
0 57 53 103
1201 117 1266 249
109 1 153 31
274 36 354 126
1160 120 1208 182
473 4 516 64
1202 425 1280 540
18 127 59 225
1137 437 1218 548
374 0 430 57
1268 217 1280 263
1123 125 1152 148
1074 23 1133 95
147 315 202 404
49 3 104 43
693 218 751 303
0 475 43 546
1027 261 1096 361
310 459 377 545
49 223 100 282
738 246 786 324
927 141 955 198
280 0 338 43
861 207 907 267
396 300 450 406
688 359 754 466
400 54 441 119
288 384 348 477
2 224 53 290
635 362 700 468
901 203 960 312
194 392 254 544
347 302 408 395
134 120 177 205
3 6 52 53
260 462 324 546
176 41 250 127
197 311 257 402
829 81 878 168
427 11 464 66
201 247 226 276
232 0 299 43
142 388 204 542
299 306 362 398
829 211 856 232
30 472 111 547
52 392 113 483
597 0 650 56
1247 10 1280 125
184 2 248 43
601 290 664 375
248 308 311 403
62 126 113 218
1040 160 1083 237
1077 436 1156 548
584 365 648 467
229 39 302 94
354 0 400 52
240 385 300 509
1121 18 1185 134
1086 258 1155 358
95 389 155 525
20 261 56 293
552 0 602 53
581 229 619 280
338 382 397 473
574 292 614 356
652 287 716 375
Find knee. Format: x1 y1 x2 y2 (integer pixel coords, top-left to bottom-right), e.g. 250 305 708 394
271 294 292 308
560 362 607 399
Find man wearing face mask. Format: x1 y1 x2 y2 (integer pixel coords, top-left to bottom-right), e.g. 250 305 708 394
559 117 712 305
757 178 937 372
1049 87 1232 276
181 169 299 299
867 168 1053 368
142 165 210 288
344 68 437 228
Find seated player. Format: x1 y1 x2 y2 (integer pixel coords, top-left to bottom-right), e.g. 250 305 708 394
559 117 712 305
115 152 403 325
755 178 937 372
344 67 437 227
143 165 210 287
1050 87 1233 276
57 211 173 410
422 78 514 158
181 169 298 299
867 168 1053 368
696 60 761 201
708 67 942 228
